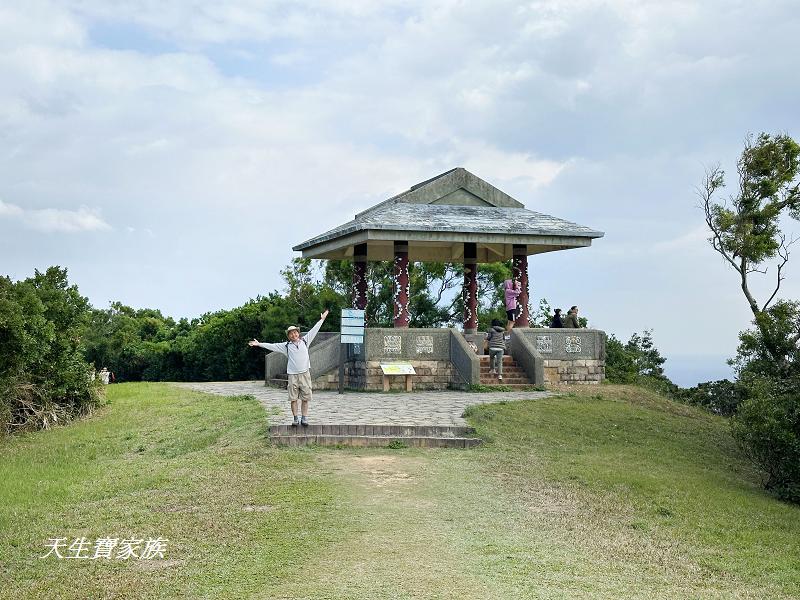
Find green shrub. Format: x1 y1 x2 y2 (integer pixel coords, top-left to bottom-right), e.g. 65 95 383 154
676 379 747 417
731 377 800 503
0 267 104 434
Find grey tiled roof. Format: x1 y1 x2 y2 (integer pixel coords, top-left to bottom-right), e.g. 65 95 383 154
294 203 603 250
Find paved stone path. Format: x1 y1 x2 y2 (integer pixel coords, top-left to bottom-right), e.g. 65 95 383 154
174 381 551 427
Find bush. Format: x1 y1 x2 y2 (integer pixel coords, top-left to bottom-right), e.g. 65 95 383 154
731 377 800 502
676 379 747 417
605 330 675 394
0 267 103 434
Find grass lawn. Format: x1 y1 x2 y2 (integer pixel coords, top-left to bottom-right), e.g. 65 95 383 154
1 382 799 599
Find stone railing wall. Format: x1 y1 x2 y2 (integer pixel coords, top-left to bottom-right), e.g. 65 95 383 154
512 328 606 385
308 334 341 379
266 327 605 389
288 328 480 390
509 330 544 385
265 351 287 384
449 330 480 388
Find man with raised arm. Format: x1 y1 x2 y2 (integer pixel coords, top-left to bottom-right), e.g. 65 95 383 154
249 309 329 427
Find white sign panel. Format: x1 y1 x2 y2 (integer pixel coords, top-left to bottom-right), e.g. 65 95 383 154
341 326 365 335
341 317 365 327
380 363 416 375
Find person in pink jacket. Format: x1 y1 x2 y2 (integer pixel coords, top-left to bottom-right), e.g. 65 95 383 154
503 279 521 332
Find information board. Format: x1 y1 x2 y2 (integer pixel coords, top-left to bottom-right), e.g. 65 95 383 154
379 363 416 375
340 308 365 344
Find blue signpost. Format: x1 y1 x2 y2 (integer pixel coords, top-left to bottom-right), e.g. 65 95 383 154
339 309 365 394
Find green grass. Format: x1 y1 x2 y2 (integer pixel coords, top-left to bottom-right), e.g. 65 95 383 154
1 383 799 598
465 385 800 597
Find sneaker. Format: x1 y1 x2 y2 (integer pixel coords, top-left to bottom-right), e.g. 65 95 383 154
291 415 300 427
300 416 309 427
498 375 503 381
489 369 495 375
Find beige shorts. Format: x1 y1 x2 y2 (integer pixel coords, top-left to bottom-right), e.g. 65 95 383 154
287 370 312 403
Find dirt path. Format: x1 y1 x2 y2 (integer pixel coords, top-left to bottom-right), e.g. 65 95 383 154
255 448 786 600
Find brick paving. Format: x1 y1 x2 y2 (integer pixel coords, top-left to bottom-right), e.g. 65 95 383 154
174 381 550 427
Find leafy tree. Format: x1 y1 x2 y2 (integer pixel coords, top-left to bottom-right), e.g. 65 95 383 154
605 330 673 393
604 334 638 384
675 379 747 417
1 267 102 433
475 261 513 331
321 257 512 330
731 377 800 502
531 297 553 328
731 299 800 379
701 132 800 374
701 132 800 503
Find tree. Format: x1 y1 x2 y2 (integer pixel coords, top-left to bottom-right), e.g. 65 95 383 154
701 132 800 503
605 330 671 389
319 257 512 330
531 298 553 328
730 377 800 502
701 132 800 374
1 267 102 433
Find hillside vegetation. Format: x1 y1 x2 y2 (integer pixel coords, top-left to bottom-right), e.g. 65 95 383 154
1 383 798 599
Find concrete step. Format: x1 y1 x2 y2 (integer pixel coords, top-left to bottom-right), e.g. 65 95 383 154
269 424 476 437
268 424 482 448
475 383 541 389
480 367 526 374
479 355 516 363
479 377 530 384
269 434 482 448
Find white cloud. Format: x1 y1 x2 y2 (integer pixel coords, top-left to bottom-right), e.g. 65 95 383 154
1 1 799 385
0 199 110 233
0 199 24 217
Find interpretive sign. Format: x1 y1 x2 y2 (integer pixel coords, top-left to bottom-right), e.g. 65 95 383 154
380 363 416 375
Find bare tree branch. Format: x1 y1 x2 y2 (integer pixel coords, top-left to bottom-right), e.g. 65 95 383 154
762 234 796 311
701 166 742 275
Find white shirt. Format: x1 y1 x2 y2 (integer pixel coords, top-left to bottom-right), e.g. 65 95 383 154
257 318 325 374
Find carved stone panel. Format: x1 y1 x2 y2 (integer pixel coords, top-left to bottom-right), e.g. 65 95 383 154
536 335 553 354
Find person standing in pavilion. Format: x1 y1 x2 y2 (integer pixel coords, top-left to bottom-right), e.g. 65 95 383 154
248 309 329 427
503 279 521 333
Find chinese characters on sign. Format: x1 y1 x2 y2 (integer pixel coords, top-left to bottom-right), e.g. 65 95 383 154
41 537 168 560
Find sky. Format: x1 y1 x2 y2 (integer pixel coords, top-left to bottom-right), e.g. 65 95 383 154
1 1 799 386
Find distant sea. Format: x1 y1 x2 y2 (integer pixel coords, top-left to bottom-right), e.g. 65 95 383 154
663 354 735 388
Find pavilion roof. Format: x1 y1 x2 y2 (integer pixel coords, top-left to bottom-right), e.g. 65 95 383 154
293 168 604 262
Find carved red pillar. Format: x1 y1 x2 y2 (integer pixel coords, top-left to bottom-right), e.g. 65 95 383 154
352 243 367 310
512 244 529 327
393 241 410 328
463 242 478 334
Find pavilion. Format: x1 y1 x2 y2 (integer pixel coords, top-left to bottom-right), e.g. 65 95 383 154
294 167 604 334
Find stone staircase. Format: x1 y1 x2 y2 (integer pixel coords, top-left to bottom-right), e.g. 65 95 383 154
479 355 534 387
268 424 482 448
